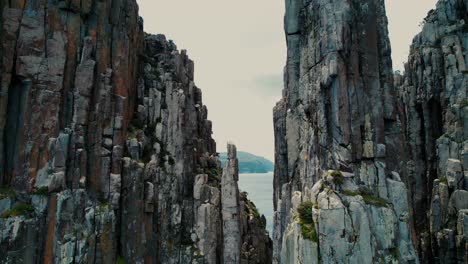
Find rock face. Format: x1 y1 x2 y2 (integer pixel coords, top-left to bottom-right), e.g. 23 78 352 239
0 1 271 263
222 144 273 264
239 191 273 264
222 144 242 263
396 0 467 262
221 144 273 264
274 0 467 263
273 0 418 263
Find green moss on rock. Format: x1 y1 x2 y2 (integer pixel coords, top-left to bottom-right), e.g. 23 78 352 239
342 190 389 207
244 198 261 218
343 190 360 196
32 186 49 196
389 247 400 261
330 170 345 185
0 202 35 218
297 201 318 242
439 176 448 185
116 256 126 264
0 187 16 200
362 195 389 208
459 99 468 108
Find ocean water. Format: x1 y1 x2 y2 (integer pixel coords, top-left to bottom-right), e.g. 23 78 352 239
238 172 274 234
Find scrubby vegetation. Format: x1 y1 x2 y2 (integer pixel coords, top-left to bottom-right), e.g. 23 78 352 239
342 190 389 207
32 186 49 196
116 256 126 264
329 170 345 185
439 176 448 185
0 187 16 200
244 198 261 218
142 143 155 164
343 190 360 196
297 201 318 242
362 195 389 208
203 167 222 188
0 202 35 218
460 99 468 108
97 201 110 214
389 247 400 261
241 192 261 218
205 167 221 181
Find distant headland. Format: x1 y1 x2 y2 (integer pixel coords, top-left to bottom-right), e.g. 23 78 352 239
219 151 274 174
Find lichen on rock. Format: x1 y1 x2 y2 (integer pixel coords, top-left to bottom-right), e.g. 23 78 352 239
0 2 271 263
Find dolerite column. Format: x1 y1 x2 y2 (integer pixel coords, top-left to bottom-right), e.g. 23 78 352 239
397 0 468 261
273 0 418 263
221 144 241 263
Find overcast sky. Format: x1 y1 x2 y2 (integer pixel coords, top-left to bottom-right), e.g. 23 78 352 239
137 0 438 161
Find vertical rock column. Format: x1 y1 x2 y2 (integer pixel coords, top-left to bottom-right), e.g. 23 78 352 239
121 34 223 263
397 0 468 262
222 144 241 264
0 1 142 262
273 0 417 263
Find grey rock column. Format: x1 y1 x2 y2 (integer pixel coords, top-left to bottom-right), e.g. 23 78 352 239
222 144 241 264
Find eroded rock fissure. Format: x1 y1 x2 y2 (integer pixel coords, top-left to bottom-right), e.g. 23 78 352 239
273 0 466 263
0 1 271 263
0 0 467 263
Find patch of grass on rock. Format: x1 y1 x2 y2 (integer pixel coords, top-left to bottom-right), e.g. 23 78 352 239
205 167 221 182
342 190 389 208
362 195 390 208
389 247 400 261
0 187 16 200
32 186 49 196
439 176 448 185
459 99 468 108
343 190 360 196
297 201 318 242
116 256 126 264
244 198 261 218
330 170 345 185
0 202 35 218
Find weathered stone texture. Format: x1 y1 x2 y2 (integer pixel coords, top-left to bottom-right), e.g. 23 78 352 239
223 144 273 264
273 0 418 263
239 191 273 264
222 144 242 264
0 0 142 262
0 2 271 263
397 0 468 262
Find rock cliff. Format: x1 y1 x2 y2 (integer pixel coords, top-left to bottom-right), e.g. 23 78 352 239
273 0 418 263
1 0 466 263
222 144 242 263
397 0 467 262
0 1 271 263
274 0 466 263
222 144 273 264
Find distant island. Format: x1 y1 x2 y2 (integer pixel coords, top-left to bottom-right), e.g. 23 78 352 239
219 151 274 173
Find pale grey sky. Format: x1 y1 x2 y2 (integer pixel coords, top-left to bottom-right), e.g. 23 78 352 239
137 0 437 161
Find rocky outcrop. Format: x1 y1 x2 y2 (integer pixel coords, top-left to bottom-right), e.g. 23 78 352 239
273 0 418 263
0 1 271 263
222 144 242 263
0 0 142 262
119 33 222 263
222 144 273 264
239 191 273 264
397 0 467 262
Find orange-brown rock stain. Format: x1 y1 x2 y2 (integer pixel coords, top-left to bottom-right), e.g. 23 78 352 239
43 194 57 264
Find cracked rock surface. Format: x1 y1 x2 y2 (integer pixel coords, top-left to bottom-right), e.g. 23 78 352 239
273 0 419 263
397 0 467 262
0 1 271 263
274 0 466 263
